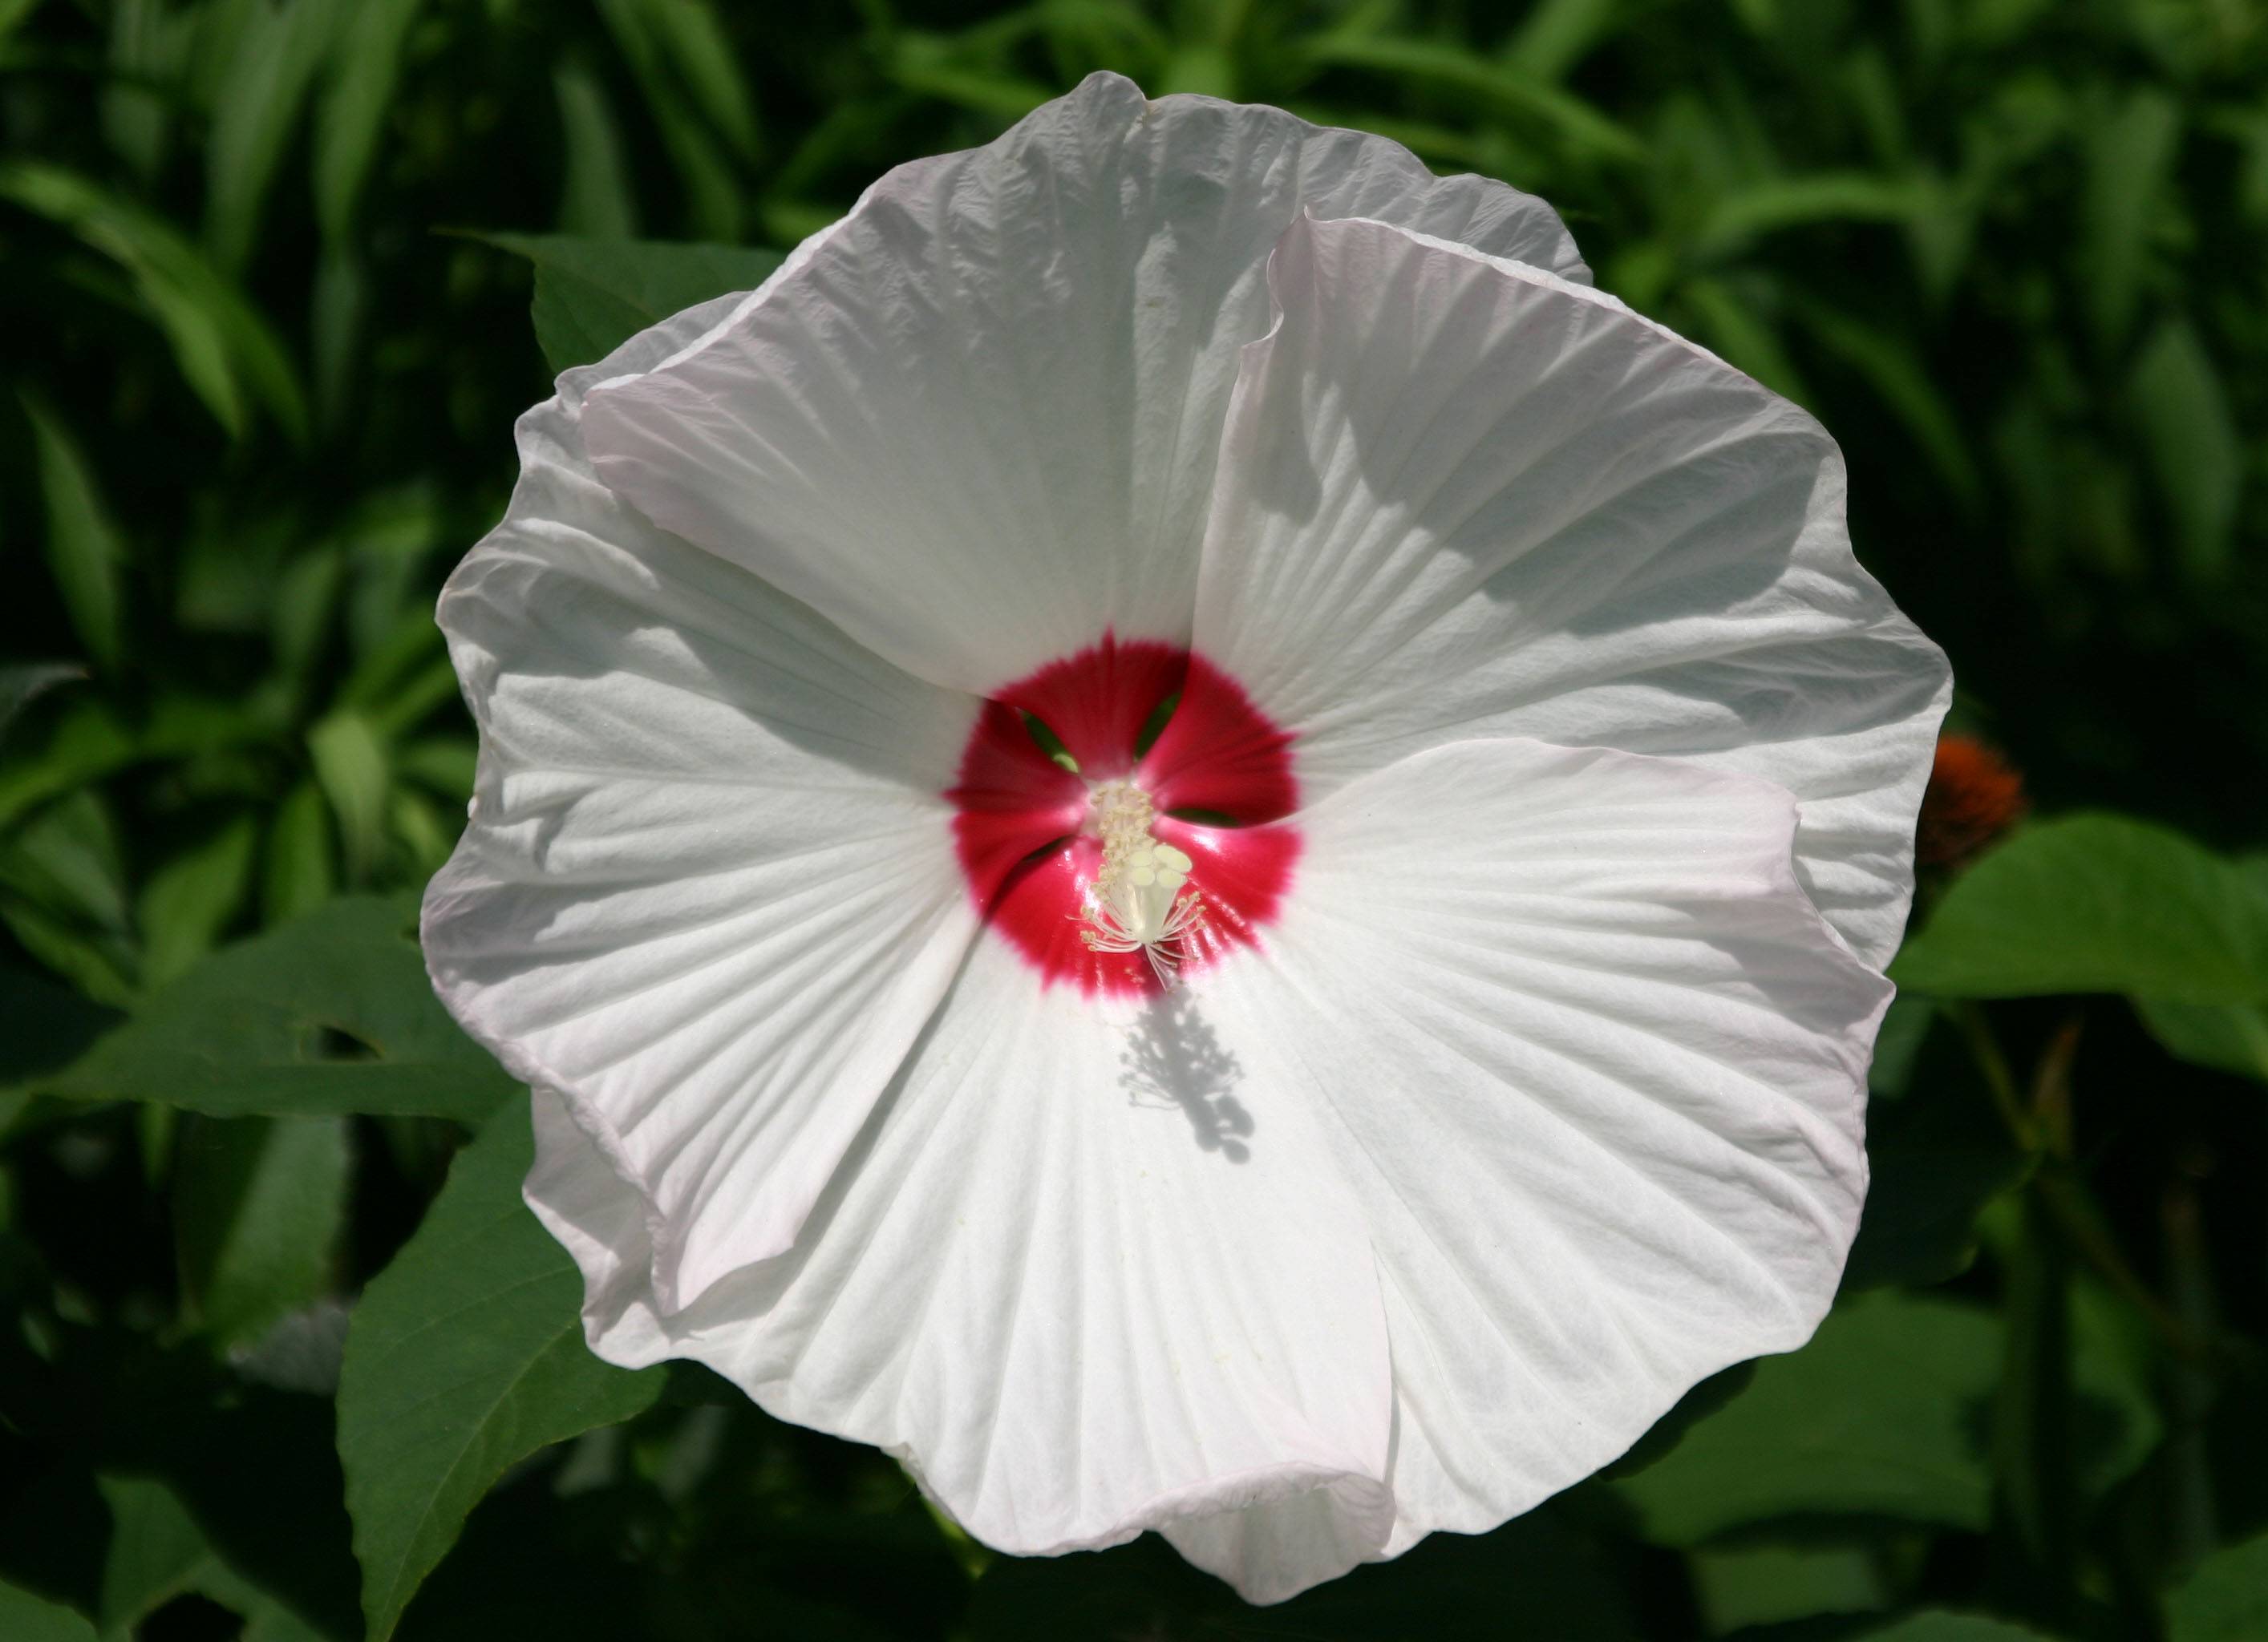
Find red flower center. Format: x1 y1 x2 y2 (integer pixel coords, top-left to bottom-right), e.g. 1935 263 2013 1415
949 634 1300 995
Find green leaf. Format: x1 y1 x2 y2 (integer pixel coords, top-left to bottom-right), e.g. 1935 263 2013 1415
1844 1002 2028 1289
310 0 422 244
205 0 345 272
0 790 140 1005
2132 315 2242 582
1688 1542 1887 1633
1892 816 2268 1005
0 1579 95 1642
1300 34 1644 161
45 896 515 1121
261 779 338 926
2168 1531 2268 1640
0 665 83 743
0 162 309 442
468 233 784 377
18 395 125 673
338 1104 666 1642
307 709 390 884
1852 1615 2061 1640
0 964 119 1097
93 1471 349 1642
552 61 641 239
1613 1291 1999 1544
2136 997 2268 1082
1792 293 1984 509
97 1475 215 1637
1614 1286 2157 1548
2082 89 2181 349
1695 172 1933 254
138 815 257 987
1680 274 1812 402
173 1115 350 1347
591 0 756 239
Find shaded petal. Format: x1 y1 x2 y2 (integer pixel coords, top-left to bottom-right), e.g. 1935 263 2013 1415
1194 214 1950 966
528 938 1395 1604
1202 735 1890 1552
582 72 1586 698
425 312 982 1315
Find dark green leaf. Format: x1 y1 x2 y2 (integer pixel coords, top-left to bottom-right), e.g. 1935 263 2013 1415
1852 1615 2061 1640
2136 997 2268 1082
1613 1292 1999 1544
0 665 82 744
45 896 515 1121
1300 34 1644 161
2132 316 2242 582
1892 817 2268 1005
204 0 344 272
138 816 257 988
18 396 124 674
173 1115 350 1347
97 1474 217 1636
2082 90 2180 348
468 233 784 376
310 0 423 243
306 710 390 884
0 964 119 1097
551 62 640 239
0 1579 95 1642
0 162 309 442
1688 1542 1888 1632
338 1102 665 1642
261 780 338 927
2167 1531 2268 1640
1695 173 1933 254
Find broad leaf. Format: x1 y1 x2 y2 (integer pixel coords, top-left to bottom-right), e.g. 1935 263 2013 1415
338 1103 664 1642
2168 1532 2268 1640
46 896 515 1121
0 1579 95 1642
1614 1292 2000 1544
473 233 784 375
1892 816 2268 1005
1688 1543 1886 1633
2136 997 2268 1082
95 1474 345 1642
1613 1288 2156 1545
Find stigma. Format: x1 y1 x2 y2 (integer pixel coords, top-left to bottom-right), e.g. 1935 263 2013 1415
1079 781 1205 989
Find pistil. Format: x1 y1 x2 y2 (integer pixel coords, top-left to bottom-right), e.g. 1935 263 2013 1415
1079 781 1205 989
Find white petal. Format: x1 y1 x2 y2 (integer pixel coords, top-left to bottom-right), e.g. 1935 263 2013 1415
1201 735 1891 1555
1194 214 1950 966
527 937 1396 1604
581 72 1586 697
425 316 982 1315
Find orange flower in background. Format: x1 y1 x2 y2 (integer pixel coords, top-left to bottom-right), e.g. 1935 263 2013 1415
1916 734 2027 868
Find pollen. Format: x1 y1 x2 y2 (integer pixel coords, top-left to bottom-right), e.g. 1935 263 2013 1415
1079 781 1205 989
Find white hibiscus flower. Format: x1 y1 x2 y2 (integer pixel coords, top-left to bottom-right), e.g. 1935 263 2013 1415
422 73 1951 1603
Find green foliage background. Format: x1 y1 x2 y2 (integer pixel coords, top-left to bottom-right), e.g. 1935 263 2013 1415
2 1 2265 1638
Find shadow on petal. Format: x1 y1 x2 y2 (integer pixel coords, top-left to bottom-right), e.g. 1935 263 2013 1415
1119 989 1255 1163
